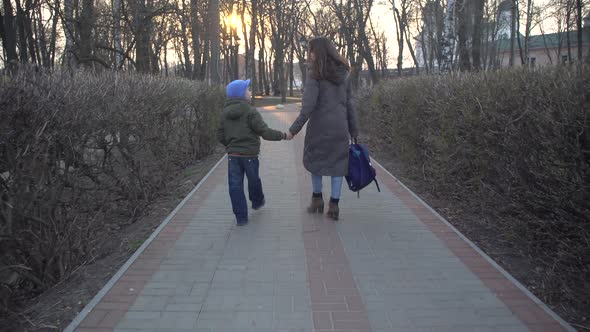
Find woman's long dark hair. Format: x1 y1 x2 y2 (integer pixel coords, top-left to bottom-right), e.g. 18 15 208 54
308 37 350 83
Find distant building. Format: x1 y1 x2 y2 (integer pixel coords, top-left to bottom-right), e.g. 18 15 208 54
491 2 590 67
493 28 590 67
414 0 590 70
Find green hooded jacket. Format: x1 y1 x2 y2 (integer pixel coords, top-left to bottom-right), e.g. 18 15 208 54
217 99 285 156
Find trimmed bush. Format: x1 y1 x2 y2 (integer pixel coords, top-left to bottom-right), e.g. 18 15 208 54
358 65 590 313
0 69 224 316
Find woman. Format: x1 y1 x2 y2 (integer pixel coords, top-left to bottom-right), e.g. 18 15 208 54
288 37 358 220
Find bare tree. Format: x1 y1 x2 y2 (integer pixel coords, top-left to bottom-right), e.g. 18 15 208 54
440 0 456 71
113 0 123 68
391 0 408 76
509 0 516 66
353 0 378 84
209 0 221 84
179 0 192 77
456 0 471 71
522 0 542 66
566 0 573 64
248 0 258 95
369 18 389 77
472 0 485 70
1 0 19 69
575 0 582 61
190 0 201 78
79 0 95 67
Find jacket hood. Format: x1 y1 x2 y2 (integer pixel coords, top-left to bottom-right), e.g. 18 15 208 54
223 99 249 120
329 63 349 85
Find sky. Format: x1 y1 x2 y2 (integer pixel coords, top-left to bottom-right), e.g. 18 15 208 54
160 0 564 70
370 0 559 68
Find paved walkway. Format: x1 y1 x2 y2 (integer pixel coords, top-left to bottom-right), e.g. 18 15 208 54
66 104 573 332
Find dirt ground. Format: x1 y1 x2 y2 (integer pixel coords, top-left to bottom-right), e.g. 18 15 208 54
8 149 225 332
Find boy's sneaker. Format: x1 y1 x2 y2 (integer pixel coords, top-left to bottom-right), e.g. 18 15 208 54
252 199 265 210
237 219 248 226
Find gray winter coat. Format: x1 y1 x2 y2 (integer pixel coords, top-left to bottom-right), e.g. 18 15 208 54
289 66 359 176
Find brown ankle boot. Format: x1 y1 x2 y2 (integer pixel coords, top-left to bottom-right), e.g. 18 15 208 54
307 193 324 213
327 198 339 221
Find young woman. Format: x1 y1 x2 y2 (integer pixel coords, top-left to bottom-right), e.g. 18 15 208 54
288 37 359 220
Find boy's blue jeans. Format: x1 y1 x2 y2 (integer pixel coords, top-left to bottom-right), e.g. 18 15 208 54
311 174 343 200
228 156 264 223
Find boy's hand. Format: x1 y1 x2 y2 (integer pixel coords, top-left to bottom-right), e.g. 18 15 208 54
286 132 295 140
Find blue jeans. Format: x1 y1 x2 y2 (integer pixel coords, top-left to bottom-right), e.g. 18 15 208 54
311 174 343 200
228 156 265 223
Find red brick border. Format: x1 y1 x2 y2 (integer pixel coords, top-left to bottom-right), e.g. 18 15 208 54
73 161 226 331
375 162 570 332
284 108 372 332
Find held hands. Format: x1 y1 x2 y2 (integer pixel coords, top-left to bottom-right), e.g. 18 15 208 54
284 132 295 141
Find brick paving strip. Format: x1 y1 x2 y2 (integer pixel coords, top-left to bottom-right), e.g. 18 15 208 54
374 163 574 332
65 103 574 332
64 156 227 332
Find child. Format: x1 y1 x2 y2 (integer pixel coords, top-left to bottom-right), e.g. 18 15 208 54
217 79 289 226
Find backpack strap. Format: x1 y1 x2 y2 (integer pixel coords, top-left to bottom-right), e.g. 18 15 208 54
374 178 381 192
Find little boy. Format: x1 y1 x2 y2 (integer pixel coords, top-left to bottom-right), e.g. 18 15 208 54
217 79 289 226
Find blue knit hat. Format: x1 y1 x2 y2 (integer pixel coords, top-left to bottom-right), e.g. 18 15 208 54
226 79 251 99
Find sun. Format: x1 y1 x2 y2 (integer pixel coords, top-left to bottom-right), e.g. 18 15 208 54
226 12 241 30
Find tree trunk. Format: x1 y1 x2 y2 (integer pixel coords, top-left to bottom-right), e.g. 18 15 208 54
369 18 385 76
249 0 257 96
190 0 200 78
524 0 533 65
259 47 265 95
509 0 516 66
49 0 60 68
240 0 249 80
575 0 582 61
404 25 419 74
25 0 38 64
457 0 471 71
200 4 209 81
164 41 168 76
420 31 430 73
289 41 294 97
566 0 572 64
133 0 150 72
63 0 76 67
208 0 221 84
79 0 94 67
355 0 378 84
14 0 28 62
34 7 48 67
148 0 158 74
393 5 405 76
258 23 265 94
516 0 525 65
180 0 192 77
1 0 18 69
113 0 122 68
440 0 456 72
472 0 484 70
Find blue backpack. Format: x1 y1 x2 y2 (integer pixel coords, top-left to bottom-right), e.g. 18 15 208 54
345 142 381 197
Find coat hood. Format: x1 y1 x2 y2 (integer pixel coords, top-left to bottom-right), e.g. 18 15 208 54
223 99 249 120
328 63 349 85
